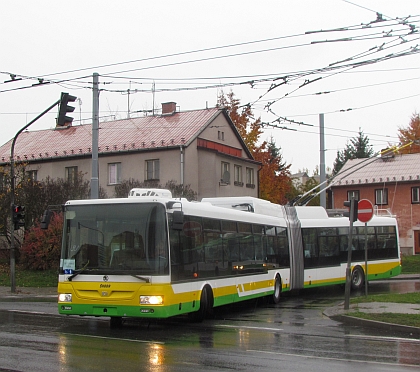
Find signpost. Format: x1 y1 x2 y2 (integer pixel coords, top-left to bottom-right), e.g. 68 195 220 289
357 199 374 296
358 199 374 223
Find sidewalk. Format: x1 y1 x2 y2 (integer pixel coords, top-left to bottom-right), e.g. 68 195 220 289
323 273 420 336
323 301 420 336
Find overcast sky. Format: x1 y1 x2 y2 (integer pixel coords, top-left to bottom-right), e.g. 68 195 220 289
1 0 419 175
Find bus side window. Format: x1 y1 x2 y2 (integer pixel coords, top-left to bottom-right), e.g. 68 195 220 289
302 228 318 268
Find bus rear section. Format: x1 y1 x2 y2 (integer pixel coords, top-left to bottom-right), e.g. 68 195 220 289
294 206 401 290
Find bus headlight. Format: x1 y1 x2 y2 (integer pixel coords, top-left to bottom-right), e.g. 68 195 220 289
58 293 72 302
140 295 163 305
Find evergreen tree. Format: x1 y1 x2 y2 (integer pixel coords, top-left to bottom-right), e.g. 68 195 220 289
333 129 373 175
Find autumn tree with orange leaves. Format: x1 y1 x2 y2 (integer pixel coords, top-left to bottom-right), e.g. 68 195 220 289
217 91 293 204
397 113 420 154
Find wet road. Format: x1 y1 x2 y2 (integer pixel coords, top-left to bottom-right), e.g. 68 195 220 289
0 280 419 371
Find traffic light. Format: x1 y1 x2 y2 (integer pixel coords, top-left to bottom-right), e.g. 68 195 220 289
40 209 53 230
56 92 77 126
12 205 25 230
343 199 358 222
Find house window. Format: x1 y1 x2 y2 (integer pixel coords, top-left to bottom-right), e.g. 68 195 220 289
234 165 243 186
375 188 388 205
26 170 38 182
145 159 159 181
412 187 420 204
108 163 121 184
246 167 255 188
220 161 230 184
347 190 359 201
218 131 225 141
65 166 78 184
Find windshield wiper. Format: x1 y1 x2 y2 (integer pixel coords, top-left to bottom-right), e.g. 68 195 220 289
130 274 150 283
67 261 90 281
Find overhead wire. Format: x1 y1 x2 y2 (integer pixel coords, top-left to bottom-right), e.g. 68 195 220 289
0 13 418 150
2 14 415 83
1 14 417 88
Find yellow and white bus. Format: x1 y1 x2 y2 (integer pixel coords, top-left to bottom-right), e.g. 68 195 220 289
56 190 400 326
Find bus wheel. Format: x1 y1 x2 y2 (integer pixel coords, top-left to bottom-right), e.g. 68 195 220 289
110 317 123 328
351 266 365 290
271 275 282 304
189 285 212 322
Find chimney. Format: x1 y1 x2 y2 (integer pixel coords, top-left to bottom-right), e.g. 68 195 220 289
161 102 177 115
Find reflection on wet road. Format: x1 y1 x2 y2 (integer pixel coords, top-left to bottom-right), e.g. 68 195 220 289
0 280 419 371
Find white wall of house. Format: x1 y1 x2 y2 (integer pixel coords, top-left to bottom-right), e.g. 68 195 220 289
20 110 259 200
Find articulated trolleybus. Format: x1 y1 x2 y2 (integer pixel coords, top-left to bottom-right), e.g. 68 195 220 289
57 189 400 326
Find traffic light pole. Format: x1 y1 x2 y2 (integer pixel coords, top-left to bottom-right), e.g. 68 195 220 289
9 99 59 293
344 196 355 310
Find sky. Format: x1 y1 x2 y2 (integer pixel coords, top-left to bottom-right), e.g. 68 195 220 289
1 0 419 175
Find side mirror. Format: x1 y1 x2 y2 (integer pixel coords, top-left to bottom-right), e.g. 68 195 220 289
172 211 184 230
40 209 53 229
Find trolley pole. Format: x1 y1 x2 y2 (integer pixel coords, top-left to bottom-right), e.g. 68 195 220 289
9 99 60 293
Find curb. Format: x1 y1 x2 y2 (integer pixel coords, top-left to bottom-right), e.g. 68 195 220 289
323 303 420 337
327 313 420 337
389 274 420 281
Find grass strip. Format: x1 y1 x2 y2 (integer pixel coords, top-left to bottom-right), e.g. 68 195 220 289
351 292 420 305
401 254 420 274
350 311 420 328
0 264 58 287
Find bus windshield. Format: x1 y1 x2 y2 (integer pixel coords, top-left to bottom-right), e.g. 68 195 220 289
61 202 169 276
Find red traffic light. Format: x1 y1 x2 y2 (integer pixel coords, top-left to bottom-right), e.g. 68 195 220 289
12 205 25 229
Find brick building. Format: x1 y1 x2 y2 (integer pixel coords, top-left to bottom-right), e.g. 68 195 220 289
330 153 420 255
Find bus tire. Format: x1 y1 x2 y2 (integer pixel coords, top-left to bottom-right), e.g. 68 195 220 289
269 275 282 304
189 285 213 322
351 266 365 290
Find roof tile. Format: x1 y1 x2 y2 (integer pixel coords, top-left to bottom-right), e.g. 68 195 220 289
0 108 220 162
333 153 420 186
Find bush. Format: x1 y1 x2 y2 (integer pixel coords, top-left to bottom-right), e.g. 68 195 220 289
20 212 63 270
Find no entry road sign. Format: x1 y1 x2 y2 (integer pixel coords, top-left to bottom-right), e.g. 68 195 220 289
358 199 374 223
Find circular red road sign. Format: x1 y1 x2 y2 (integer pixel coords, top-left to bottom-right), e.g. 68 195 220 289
358 199 374 223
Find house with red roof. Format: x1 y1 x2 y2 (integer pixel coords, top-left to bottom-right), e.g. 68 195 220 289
0 102 260 200
330 152 420 255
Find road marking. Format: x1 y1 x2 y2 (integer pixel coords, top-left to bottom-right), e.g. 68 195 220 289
346 334 420 343
218 324 283 332
248 349 420 368
60 332 165 345
8 310 51 315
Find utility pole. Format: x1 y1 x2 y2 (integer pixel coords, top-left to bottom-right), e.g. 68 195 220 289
319 113 326 208
152 82 155 116
91 73 99 199
127 81 131 119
